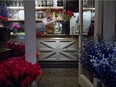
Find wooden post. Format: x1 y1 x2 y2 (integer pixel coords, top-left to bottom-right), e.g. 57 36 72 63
78 0 83 76
24 0 37 64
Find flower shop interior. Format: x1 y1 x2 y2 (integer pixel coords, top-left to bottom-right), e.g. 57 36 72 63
0 0 116 87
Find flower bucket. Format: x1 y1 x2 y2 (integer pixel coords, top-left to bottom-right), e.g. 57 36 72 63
0 23 3 27
31 81 37 87
62 21 70 35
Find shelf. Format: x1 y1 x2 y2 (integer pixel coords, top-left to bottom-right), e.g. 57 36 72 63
7 7 24 10
8 19 24 22
83 7 95 11
7 6 64 10
36 19 63 21
36 6 64 10
8 18 63 22
7 7 94 11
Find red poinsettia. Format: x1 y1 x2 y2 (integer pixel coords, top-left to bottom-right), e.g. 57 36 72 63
0 57 42 87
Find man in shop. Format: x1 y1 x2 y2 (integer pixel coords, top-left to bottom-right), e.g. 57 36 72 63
42 9 56 34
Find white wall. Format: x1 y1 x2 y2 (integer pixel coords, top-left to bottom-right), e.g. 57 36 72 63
103 1 116 41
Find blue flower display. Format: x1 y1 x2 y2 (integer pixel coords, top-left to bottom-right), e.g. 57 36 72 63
81 36 116 87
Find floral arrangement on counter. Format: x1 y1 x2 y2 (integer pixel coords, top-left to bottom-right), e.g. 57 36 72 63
0 57 42 87
81 35 116 87
53 9 74 21
62 10 74 21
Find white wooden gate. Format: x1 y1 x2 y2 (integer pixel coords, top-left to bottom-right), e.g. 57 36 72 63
37 37 78 61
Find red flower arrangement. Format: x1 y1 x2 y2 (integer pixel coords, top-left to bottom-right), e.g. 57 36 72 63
53 9 74 21
0 57 42 87
62 10 74 21
0 16 8 23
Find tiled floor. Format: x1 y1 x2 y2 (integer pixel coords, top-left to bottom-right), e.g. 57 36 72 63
38 68 80 87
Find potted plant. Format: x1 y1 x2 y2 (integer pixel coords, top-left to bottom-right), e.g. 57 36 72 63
12 22 21 34
54 9 74 34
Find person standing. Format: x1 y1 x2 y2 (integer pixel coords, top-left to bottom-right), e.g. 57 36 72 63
42 10 56 34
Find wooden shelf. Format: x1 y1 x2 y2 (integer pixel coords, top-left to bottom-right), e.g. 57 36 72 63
36 6 64 10
7 7 24 10
8 19 24 22
7 7 94 11
8 18 63 22
83 7 95 11
36 19 63 21
7 6 64 10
